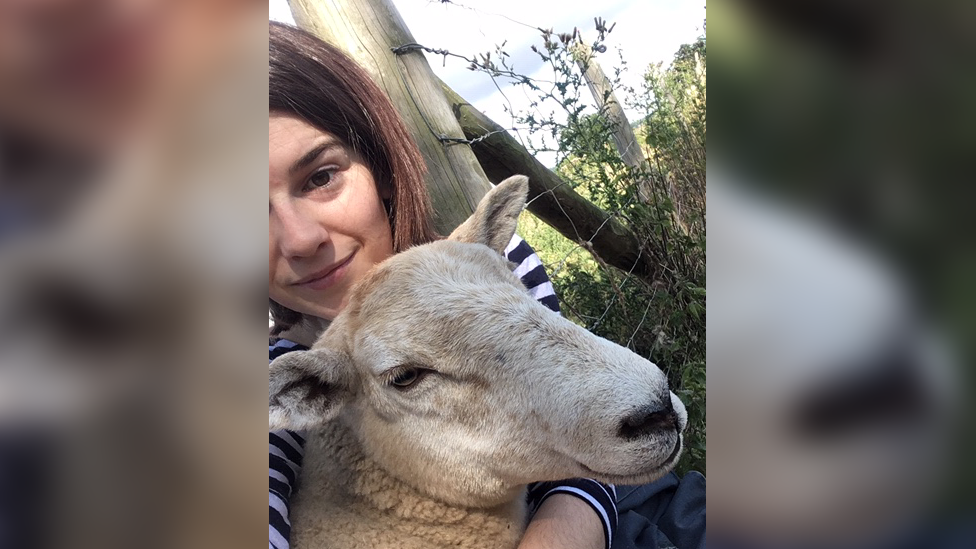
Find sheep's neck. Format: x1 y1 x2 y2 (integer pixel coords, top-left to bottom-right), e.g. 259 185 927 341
297 420 526 548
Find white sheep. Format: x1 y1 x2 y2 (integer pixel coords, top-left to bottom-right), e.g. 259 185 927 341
269 175 687 549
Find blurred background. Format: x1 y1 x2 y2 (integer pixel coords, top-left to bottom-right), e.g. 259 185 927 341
0 1 269 548
709 0 974 548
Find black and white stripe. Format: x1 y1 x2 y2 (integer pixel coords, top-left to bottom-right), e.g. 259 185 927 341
504 235 560 314
269 235 616 549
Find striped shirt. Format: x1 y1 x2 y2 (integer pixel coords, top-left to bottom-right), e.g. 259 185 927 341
269 235 617 549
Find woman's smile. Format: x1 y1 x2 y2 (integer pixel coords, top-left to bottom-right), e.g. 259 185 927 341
292 250 357 291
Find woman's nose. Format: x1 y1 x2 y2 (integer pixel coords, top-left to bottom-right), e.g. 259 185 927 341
274 206 331 259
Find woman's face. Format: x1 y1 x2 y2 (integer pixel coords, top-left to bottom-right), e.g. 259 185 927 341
269 114 394 322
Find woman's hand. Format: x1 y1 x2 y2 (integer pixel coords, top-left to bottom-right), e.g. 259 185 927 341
518 494 605 549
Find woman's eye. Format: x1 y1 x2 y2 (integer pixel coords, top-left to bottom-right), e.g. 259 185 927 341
304 168 336 192
389 367 423 389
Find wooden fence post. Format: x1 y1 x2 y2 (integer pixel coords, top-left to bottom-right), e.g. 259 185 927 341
570 41 647 172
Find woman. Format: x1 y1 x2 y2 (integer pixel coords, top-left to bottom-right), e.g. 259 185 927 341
268 22 615 549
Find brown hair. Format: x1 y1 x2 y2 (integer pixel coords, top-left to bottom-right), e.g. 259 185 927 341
269 21 439 335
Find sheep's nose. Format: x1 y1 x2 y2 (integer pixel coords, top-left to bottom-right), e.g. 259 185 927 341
619 401 677 440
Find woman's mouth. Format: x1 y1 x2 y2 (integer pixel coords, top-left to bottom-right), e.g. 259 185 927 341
293 252 356 291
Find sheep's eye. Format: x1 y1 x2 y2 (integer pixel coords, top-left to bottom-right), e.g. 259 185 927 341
389 367 422 389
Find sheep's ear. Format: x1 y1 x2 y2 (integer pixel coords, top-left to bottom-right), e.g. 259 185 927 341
269 348 352 430
448 175 528 254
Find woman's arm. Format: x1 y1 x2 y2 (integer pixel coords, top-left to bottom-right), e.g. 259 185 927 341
269 429 304 549
525 480 617 549
519 495 607 549
269 340 308 549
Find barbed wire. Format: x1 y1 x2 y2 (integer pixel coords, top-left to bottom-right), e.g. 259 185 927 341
427 0 549 33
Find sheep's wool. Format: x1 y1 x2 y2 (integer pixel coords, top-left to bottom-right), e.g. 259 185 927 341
291 420 527 549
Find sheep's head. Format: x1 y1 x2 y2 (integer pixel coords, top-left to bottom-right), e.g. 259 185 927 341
269 175 686 507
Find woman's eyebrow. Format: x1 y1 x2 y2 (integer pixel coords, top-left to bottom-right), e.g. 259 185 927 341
289 140 344 175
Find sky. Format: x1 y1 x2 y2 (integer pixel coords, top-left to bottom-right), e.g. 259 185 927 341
269 0 705 164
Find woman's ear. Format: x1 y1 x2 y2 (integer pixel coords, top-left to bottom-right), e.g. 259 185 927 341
380 183 394 224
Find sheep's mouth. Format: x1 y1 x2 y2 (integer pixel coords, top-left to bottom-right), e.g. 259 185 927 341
576 437 682 483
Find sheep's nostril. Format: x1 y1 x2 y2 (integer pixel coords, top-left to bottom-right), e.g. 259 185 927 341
619 401 677 440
